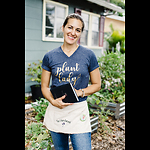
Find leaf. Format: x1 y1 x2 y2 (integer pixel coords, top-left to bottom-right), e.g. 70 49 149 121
91 100 95 105
37 133 49 143
96 99 100 105
35 115 41 121
94 92 104 98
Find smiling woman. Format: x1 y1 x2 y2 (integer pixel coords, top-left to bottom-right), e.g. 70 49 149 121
62 14 84 47
62 21 81 48
41 13 101 150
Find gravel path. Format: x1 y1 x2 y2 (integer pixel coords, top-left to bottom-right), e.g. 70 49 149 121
70 115 125 150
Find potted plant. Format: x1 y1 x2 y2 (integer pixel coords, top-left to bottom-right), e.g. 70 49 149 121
26 60 44 101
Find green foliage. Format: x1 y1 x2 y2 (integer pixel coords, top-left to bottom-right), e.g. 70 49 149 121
25 95 28 101
31 98 49 122
98 51 125 104
87 92 113 134
106 24 125 54
26 60 42 84
99 51 125 79
110 0 125 16
25 122 52 150
87 51 125 134
110 0 125 9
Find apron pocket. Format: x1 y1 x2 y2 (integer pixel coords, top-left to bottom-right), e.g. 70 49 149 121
54 111 79 129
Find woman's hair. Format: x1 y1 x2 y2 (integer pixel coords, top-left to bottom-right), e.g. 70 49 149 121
63 13 85 32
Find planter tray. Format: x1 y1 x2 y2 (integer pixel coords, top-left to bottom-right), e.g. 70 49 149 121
90 102 125 119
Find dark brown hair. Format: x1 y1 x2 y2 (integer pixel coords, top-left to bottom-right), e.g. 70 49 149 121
63 13 85 32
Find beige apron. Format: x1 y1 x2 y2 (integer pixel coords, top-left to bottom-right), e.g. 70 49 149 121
43 101 91 134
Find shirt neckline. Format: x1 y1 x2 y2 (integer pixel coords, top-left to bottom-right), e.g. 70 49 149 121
60 45 80 58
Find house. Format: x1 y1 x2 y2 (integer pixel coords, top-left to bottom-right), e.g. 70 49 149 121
105 15 125 32
25 0 124 93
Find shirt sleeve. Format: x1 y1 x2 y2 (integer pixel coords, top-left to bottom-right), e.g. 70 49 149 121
42 53 51 72
89 51 99 72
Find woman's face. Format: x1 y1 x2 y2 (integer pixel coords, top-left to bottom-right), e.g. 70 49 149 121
62 18 82 45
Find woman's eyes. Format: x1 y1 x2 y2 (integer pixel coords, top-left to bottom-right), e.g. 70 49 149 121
76 29 81 33
68 26 72 29
68 26 81 32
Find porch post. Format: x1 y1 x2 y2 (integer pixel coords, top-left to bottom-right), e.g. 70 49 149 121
99 15 105 47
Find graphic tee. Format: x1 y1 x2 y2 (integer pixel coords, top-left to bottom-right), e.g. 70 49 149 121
42 45 99 102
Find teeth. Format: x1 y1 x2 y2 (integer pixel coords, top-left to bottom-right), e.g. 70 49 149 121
68 36 74 39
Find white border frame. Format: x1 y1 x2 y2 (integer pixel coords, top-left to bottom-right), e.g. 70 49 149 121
42 0 68 42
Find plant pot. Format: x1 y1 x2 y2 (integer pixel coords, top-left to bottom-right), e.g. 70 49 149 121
30 84 44 101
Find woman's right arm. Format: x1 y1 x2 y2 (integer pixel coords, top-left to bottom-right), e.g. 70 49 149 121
41 68 54 103
41 68 73 109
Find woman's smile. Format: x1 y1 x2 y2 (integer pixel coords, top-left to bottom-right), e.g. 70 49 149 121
68 35 76 40
62 19 82 45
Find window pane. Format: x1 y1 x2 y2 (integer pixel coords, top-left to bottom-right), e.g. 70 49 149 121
44 2 67 40
82 13 89 22
56 18 64 38
91 15 99 46
92 16 99 24
56 6 65 18
84 21 89 30
92 31 99 46
46 4 55 16
92 23 99 32
82 13 89 30
81 13 89 45
80 30 88 45
46 15 54 27
46 28 54 37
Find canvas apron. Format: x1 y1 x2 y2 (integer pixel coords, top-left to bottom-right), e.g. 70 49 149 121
43 100 91 134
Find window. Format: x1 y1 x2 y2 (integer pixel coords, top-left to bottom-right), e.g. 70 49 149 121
91 16 99 46
42 0 68 41
80 11 101 48
80 13 89 46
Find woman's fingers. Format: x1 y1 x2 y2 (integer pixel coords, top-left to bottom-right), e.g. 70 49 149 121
53 95 73 109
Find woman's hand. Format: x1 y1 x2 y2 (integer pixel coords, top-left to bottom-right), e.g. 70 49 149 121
51 95 73 109
74 89 83 97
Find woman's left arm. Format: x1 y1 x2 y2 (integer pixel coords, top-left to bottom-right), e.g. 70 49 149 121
75 67 101 97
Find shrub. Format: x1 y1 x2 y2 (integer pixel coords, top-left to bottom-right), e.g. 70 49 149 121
98 51 125 104
26 60 42 84
25 122 52 150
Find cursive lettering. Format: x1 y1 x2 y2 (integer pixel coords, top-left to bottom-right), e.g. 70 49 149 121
54 62 81 86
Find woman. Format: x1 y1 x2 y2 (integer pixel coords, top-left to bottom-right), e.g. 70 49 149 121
41 13 101 150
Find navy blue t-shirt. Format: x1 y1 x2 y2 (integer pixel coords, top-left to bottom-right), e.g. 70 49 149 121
42 45 99 102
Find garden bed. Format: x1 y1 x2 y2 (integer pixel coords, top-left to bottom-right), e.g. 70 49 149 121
25 103 125 150
90 101 125 119
25 103 99 150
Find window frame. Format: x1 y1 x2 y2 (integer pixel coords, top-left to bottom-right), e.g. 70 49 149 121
81 10 102 49
42 0 68 42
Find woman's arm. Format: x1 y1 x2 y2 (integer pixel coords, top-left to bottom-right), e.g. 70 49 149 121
75 68 101 97
41 68 73 109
